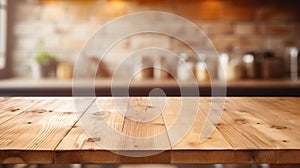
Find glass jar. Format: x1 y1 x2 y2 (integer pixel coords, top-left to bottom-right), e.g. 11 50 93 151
218 52 242 81
56 62 73 80
196 61 209 82
133 56 153 80
177 53 195 81
288 47 299 80
243 52 257 79
153 55 169 80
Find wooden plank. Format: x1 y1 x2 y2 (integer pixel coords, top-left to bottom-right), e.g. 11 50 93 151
218 97 300 164
1 97 300 164
215 98 280 164
0 97 93 164
56 97 171 163
176 97 300 164
118 97 170 163
217 150 280 164
55 122 121 164
120 97 170 150
225 98 300 149
171 150 236 164
0 97 43 124
278 150 300 164
55 97 124 163
0 151 53 164
161 97 234 164
218 107 278 149
203 97 283 149
250 97 300 132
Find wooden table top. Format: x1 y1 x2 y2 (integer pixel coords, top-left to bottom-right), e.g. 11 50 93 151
0 97 299 164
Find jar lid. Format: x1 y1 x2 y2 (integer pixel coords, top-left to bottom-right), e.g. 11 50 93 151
196 62 207 69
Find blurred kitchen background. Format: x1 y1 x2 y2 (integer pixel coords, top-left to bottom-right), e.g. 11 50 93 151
0 0 300 96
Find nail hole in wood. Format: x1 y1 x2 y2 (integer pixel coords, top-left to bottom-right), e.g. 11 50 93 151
86 137 101 142
238 110 247 113
155 122 163 125
234 118 247 125
26 109 47 114
189 142 196 145
10 108 20 112
93 111 110 116
271 124 287 130
63 112 73 115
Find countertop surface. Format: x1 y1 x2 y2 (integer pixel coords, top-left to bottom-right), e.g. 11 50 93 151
0 78 300 88
0 97 300 164
0 78 300 96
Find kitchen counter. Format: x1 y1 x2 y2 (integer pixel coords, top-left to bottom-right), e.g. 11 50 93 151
0 78 300 96
0 97 300 164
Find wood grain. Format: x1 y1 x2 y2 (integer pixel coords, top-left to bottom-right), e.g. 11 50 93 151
0 97 43 124
165 97 234 164
0 97 300 164
56 97 170 163
0 97 93 164
218 97 300 163
224 98 300 149
56 97 124 163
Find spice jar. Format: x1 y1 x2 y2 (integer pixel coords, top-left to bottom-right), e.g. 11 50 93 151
261 51 274 79
261 51 283 79
56 62 73 80
242 52 260 79
227 59 242 81
288 47 299 80
218 53 229 81
218 53 242 81
153 55 169 80
196 61 209 81
133 56 153 80
177 53 195 81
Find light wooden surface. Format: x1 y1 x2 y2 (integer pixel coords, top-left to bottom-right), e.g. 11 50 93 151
0 97 300 164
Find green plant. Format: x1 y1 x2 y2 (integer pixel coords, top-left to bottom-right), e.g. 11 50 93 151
35 51 56 65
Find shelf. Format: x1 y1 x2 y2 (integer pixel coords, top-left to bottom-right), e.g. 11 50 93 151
0 78 299 96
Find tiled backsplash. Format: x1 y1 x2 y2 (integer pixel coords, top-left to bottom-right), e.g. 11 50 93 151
11 0 300 77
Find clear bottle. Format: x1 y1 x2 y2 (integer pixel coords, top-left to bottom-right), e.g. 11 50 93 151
57 62 73 80
218 53 229 81
153 55 169 80
133 56 153 80
196 61 209 81
242 52 256 79
218 52 242 81
195 54 209 82
177 53 195 81
288 47 299 80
